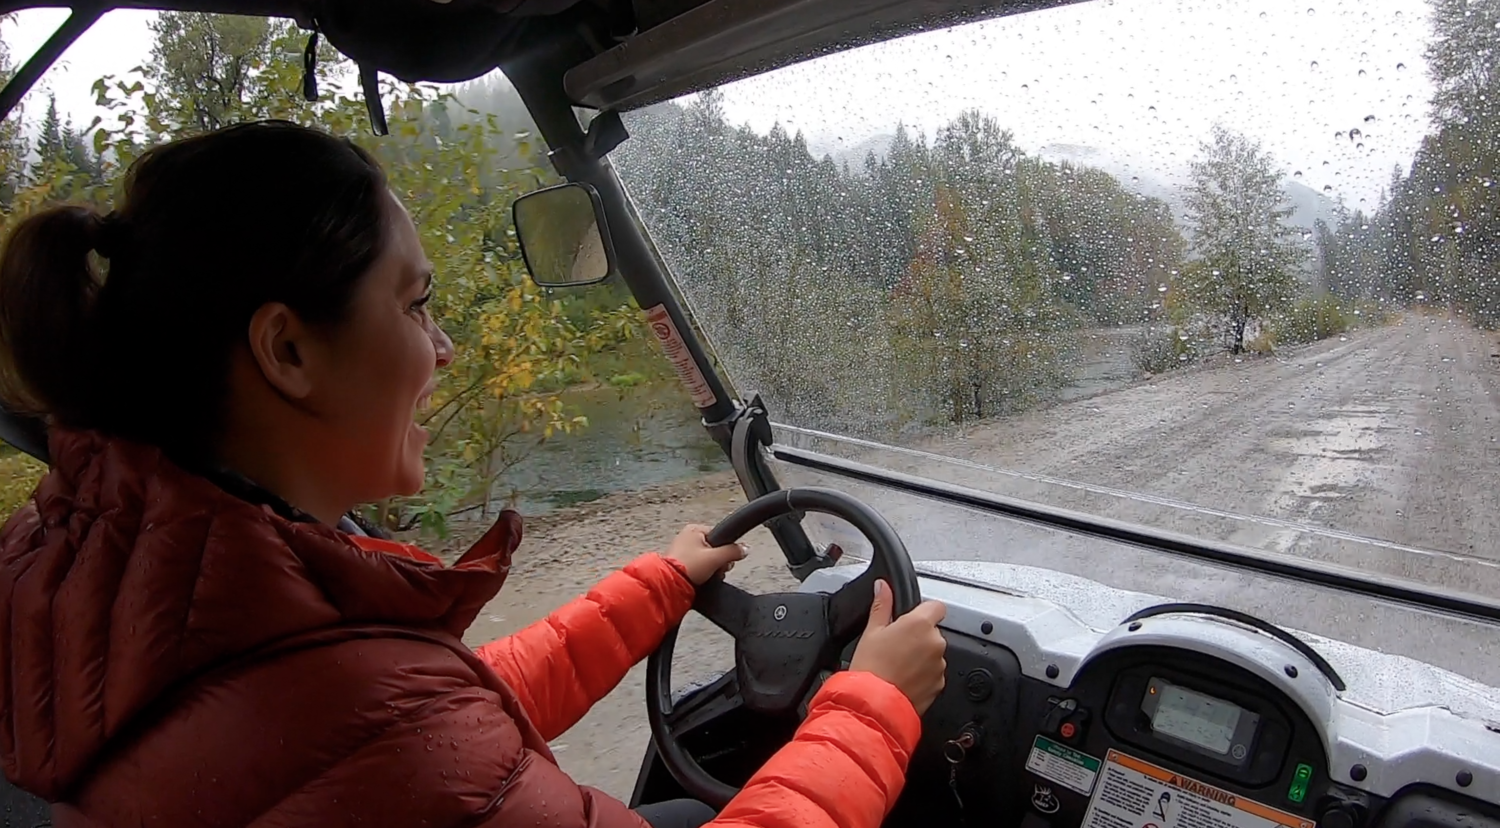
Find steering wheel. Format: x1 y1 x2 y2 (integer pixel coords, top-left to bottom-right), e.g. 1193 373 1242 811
645 487 921 808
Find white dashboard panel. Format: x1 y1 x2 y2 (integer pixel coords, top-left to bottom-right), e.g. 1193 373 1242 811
801 560 1500 802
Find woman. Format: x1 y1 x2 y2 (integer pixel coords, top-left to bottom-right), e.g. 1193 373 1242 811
0 121 948 828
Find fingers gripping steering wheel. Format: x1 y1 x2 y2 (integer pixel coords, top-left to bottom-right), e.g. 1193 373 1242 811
645 487 921 809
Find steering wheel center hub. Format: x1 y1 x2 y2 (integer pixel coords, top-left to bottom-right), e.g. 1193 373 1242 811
736 591 833 714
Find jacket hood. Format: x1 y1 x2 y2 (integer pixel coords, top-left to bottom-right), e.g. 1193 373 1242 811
0 427 521 801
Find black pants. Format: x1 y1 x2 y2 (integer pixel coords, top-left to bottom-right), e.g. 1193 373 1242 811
635 799 717 828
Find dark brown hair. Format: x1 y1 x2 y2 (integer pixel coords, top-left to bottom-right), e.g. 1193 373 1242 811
0 120 389 460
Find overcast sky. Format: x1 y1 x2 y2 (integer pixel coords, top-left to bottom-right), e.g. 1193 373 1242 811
4 0 1436 208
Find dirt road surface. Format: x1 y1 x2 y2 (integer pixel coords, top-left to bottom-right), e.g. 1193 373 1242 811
957 312 1500 568
440 313 1500 803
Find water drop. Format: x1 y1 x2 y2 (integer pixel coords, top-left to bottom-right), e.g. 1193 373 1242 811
1323 185 1333 192
1293 170 1303 178
1358 68 1367 77
1310 60 1320 70
1396 62 1406 71
1307 6 1315 14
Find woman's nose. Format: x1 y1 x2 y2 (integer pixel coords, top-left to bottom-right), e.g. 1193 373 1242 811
432 323 455 368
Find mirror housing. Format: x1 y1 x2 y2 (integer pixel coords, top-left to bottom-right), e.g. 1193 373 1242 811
513 182 617 288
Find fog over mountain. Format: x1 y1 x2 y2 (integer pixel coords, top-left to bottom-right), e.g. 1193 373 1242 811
809 133 1347 234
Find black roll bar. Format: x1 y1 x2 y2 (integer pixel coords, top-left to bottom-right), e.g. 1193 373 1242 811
504 38 821 571
0 6 102 122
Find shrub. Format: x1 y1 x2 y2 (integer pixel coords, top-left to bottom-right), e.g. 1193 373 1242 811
1244 328 1277 354
1132 327 1199 374
1275 295 1353 345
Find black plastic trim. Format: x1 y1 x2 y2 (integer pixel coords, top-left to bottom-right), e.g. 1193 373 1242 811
0 6 100 122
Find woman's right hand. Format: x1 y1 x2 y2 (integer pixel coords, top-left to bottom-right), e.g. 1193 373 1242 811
848 579 948 714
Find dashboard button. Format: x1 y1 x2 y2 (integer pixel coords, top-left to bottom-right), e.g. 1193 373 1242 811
965 669 994 702
1322 803 1364 828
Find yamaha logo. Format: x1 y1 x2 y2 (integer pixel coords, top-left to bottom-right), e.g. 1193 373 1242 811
774 605 788 621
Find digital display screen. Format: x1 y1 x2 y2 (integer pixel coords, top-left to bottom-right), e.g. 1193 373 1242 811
1150 683 1243 755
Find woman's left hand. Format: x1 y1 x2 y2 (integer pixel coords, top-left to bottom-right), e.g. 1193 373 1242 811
666 524 749 586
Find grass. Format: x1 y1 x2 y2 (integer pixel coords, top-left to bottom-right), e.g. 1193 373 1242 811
0 449 46 520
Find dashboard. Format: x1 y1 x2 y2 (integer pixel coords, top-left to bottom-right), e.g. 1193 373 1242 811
799 562 1500 828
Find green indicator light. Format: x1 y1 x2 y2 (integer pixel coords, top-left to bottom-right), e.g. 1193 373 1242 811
1287 763 1314 804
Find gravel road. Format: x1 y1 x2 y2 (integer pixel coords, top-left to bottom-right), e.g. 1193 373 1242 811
442 313 1500 802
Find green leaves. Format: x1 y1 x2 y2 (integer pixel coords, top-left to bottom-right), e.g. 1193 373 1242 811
1179 126 1308 353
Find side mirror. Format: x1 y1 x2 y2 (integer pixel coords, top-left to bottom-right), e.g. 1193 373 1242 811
513 182 617 287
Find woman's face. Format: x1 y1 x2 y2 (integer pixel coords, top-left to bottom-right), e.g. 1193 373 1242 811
311 190 454 501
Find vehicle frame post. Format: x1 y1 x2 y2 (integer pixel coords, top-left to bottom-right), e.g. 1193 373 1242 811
504 46 821 572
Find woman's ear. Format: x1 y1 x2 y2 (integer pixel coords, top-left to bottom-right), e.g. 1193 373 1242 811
246 302 315 399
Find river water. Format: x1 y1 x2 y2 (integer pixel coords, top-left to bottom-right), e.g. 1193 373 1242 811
493 327 1142 515
493 381 726 514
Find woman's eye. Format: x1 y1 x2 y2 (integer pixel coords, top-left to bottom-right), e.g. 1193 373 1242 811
409 294 432 315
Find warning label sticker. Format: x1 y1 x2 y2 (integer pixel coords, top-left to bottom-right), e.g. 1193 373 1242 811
1082 751 1315 828
644 304 717 408
1026 736 1103 795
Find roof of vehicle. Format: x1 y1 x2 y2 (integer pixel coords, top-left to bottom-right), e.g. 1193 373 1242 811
0 0 1079 121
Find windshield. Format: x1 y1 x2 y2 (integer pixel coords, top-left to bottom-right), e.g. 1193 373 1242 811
609 0 1500 681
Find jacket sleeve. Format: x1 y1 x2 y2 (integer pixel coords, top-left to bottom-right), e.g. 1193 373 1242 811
473 553 696 741
707 671 922 828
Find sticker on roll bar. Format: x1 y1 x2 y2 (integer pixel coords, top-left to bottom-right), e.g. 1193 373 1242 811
645 304 718 408
1082 750 1315 828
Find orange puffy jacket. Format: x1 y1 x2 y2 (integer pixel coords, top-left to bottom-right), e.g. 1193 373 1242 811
0 428 922 828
